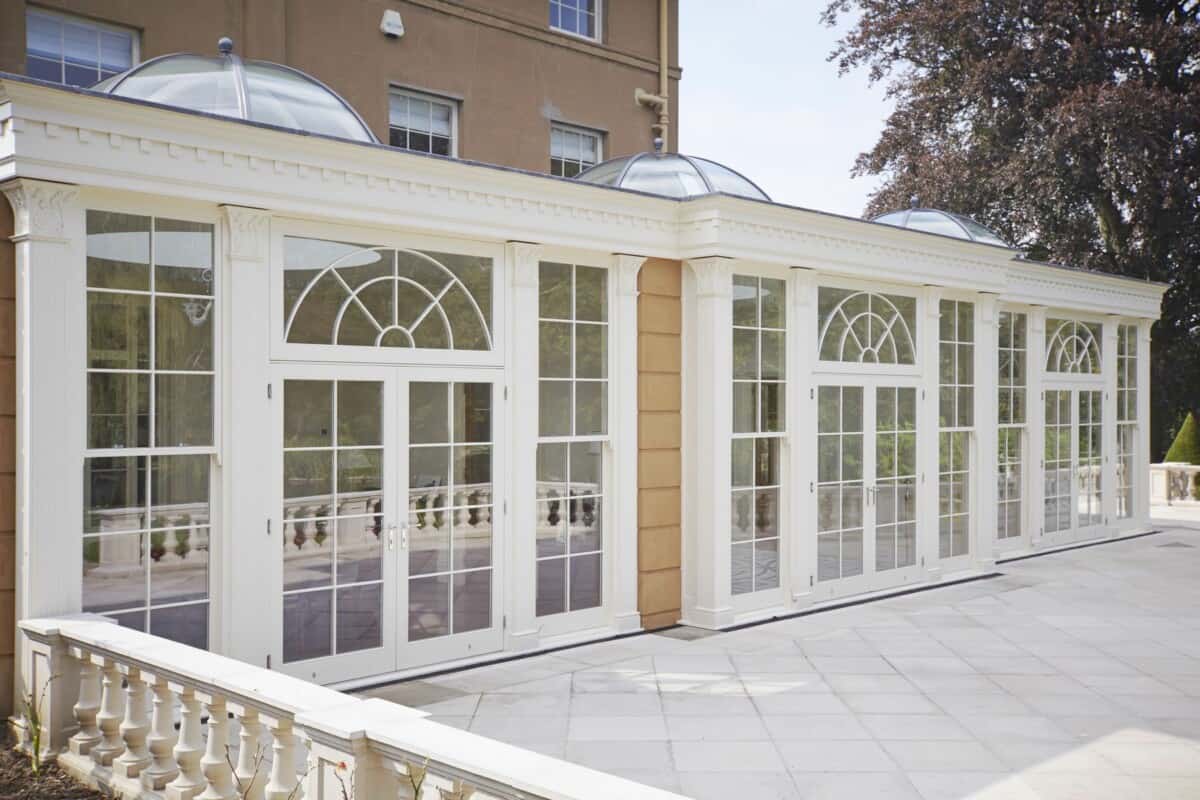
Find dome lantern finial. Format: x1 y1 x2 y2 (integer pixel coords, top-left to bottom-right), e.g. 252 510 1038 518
652 136 664 155
217 37 234 55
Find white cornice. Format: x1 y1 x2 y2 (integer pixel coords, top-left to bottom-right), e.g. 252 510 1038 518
0 78 1167 320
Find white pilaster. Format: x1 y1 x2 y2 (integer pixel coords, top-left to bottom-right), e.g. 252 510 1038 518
220 205 272 664
788 269 816 606
610 254 645 634
974 294 999 566
681 257 734 629
1136 319 1153 523
919 286 943 578
1101 317 1119 529
3 180 84 717
505 241 540 650
1027 308 1047 545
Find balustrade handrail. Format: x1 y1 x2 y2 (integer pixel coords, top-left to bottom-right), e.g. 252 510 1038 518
18 615 687 800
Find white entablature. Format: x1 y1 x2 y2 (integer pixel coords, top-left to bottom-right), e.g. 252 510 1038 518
0 77 1165 319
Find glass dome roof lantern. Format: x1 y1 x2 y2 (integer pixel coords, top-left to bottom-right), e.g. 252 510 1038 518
871 204 1010 247
92 37 378 144
574 140 770 201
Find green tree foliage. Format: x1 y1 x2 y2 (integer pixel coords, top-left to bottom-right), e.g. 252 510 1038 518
1165 410 1200 463
822 0 1200 458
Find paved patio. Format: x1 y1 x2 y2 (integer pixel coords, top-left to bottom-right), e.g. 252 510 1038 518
361 520 1200 799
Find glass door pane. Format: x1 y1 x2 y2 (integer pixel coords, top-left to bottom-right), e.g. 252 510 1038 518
1043 389 1072 534
875 387 917 572
406 381 495 644
816 385 864 582
1077 390 1102 527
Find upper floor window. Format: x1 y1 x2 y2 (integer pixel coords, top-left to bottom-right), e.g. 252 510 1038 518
388 89 456 157
550 124 602 178
550 0 599 40
26 8 135 88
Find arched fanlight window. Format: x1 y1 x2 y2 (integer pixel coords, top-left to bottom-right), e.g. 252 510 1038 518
283 237 492 350
818 287 917 364
1045 319 1101 374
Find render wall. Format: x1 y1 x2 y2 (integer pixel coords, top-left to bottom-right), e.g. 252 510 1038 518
637 258 682 630
0 0 681 168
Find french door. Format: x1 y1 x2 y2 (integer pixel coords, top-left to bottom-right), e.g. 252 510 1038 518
815 381 923 599
276 365 503 683
1043 387 1104 543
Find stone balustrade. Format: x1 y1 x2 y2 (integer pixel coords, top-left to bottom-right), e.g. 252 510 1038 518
1150 462 1200 505
18 615 686 800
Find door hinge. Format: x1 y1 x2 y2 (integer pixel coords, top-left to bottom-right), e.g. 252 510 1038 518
502 615 507 631
267 519 272 536
503 500 508 515
267 383 273 399
266 654 272 670
922 389 926 401
810 387 814 400
504 385 509 400
809 575 814 587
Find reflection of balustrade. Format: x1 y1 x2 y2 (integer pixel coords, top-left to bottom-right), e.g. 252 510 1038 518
21 616 685 800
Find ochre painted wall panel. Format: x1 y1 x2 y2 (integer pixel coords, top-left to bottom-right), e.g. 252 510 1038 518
636 258 681 630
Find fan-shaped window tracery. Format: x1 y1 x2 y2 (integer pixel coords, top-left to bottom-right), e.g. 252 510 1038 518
818 287 917 365
1045 319 1101 374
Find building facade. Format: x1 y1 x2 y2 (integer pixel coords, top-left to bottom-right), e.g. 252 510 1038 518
0 50 1165 734
0 0 680 172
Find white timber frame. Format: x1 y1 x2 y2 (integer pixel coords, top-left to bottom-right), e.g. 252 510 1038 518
0 77 1166 691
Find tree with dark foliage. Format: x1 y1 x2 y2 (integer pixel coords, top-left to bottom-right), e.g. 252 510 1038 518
823 0 1200 457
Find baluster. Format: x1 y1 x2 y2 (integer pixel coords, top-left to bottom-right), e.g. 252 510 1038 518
165 688 205 800
143 677 180 788
197 695 236 800
113 667 151 778
91 659 125 765
68 657 102 756
265 719 299 800
235 708 266 800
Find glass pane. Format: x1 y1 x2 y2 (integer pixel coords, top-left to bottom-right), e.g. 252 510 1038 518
574 380 607 435
88 292 150 369
731 541 753 594
842 530 864 577
755 539 779 589
337 516 382 584
283 518 332 590
732 491 754 542
453 383 491 443
818 533 840 581
569 552 602 610
731 438 754 487
151 454 210 524
760 330 784 380
284 451 333 510
733 329 758 380
755 489 779 540
570 498 601 554
409 509 449 576
87 211 150 290
82 532 145 612
409 382 449 444
156 296 213 370
84 456 146 533
540 321 571 378
453 506 493 569
760 279 785 329
539 381 571 437
575 266 607 322
150 526 209 604
732 275 758 326
570 440 603 495
761 383 784 433
536 558 566 616
284 590 331 662
337 584 382 653
733 383 757 434
453 570 491 633
338 382 382 446
154 218 214 295
575 323 607 379
409 446 449 510
150 603 207 650
285 380 332 447
409 575 449 640
155 373 213 447
539 262 572 319
338 449 382 512
89 372 149 449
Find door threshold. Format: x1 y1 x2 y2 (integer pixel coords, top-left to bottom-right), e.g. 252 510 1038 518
996 527 1163 564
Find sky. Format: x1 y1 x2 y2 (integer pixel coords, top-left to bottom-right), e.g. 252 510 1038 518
678 1 893 218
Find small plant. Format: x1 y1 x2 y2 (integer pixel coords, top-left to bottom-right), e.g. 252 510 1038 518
21 673 57 778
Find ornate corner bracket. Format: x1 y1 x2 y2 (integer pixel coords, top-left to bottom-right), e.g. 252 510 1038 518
220 205 271 263
685 256 734 298
1 179 80 242
612 253 647 297
506 240 541 290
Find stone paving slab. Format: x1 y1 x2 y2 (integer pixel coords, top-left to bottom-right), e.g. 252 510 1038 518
360 522 1200 799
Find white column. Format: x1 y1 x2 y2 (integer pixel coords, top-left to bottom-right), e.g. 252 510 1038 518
69 657 102 756
919 286 943 578
112 668 151 779
682 257 734 629
1027 308 1047 545
165 688 205 800
221 206 273 665
142 678 180 789
2 180 85 715
789 269 816 605
610 254 645 634
1136 319 1153 523
974 294 999 565
198 695 237 800
1102 317 1120 529
505 241 540 651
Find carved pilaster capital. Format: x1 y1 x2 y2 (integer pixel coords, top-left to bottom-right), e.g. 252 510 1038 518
977 292 999 325
220 205 270 262
612 253 646 297
923 284 944 319
686 256 733 298
506 240 540 290
1 179 79 241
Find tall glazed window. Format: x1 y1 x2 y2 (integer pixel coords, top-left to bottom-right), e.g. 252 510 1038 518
83 211 214 648
997 311 1027 540
731 275 785 595
1116 325 1137 518
535 262 607 616
938 300 974 558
